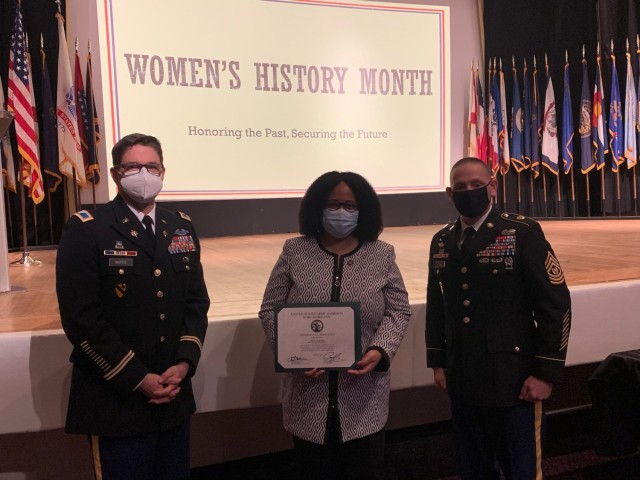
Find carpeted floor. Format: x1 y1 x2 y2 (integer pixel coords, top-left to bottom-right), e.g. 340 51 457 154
191 414 640 479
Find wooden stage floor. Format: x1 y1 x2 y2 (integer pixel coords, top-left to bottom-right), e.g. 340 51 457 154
2 219 640 334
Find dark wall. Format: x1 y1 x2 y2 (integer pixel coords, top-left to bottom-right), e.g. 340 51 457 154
160 191 456 238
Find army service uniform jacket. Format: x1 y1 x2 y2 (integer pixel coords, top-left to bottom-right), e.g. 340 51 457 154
56 195 210 436
426 208 571 406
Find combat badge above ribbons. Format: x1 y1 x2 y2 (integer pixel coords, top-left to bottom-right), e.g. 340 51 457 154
545 251 565 284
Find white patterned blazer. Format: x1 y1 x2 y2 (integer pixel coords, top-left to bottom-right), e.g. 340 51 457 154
259 236 411 444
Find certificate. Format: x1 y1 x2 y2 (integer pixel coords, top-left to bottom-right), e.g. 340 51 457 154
274 302 362 372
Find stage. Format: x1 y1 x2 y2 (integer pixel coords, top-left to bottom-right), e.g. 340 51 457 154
1 219 640 477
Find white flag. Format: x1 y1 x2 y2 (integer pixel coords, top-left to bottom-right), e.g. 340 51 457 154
541 74 559 173
624 52 637 168
56 13 85 186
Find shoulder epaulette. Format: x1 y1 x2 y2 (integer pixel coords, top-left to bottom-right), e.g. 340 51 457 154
501 212 536 227
73 210 94 223
178 211 192 222
438 222 455 234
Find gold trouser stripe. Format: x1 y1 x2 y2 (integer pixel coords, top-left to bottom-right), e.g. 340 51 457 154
91 435 103 480
534 401 543 480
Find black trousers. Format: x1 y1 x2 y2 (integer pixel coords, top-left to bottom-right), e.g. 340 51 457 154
90 422 190 480
292 429 385 480
450 398 543 480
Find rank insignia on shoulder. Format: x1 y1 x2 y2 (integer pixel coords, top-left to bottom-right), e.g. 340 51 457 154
545 251 565 284
178 211 191 221
73 210 94 222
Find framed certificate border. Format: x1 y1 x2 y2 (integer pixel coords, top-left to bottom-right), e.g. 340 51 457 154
274 302 362 372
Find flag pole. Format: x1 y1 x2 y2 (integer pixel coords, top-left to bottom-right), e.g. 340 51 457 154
601 167 606 216
41 35 55 244
4 187 14 246
585 171 590 217
25 39 39 246
556 171 562 217
568 50 575 215
500 58 507 212
531 56 537 216
88 40 97 209
513 56 522 214
10 154 41 266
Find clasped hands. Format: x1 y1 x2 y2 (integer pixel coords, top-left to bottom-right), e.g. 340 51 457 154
138 361 190 404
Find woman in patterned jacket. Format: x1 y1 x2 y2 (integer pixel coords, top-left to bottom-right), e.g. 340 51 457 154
259 171 411 480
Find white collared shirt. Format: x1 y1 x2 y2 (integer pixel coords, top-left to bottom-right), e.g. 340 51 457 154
126 203 157 233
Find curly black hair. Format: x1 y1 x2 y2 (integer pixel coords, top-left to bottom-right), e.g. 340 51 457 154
299 171 383 241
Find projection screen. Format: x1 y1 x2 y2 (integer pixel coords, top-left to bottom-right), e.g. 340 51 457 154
97 0 450 200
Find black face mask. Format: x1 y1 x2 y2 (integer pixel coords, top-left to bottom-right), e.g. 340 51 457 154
451 183 491 218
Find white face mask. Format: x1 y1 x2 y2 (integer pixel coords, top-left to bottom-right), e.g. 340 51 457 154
119 168 163 203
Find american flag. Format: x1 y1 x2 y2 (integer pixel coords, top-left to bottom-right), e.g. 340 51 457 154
7 1 44 204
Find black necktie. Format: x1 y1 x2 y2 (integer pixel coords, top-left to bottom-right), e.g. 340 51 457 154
141 215 155 251
460 226 475 254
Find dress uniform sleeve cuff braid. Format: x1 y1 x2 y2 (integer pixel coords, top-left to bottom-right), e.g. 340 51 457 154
107 354 149 394
176 337 204 374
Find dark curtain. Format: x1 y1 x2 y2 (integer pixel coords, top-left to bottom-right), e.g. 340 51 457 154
484 0 640 217
1 0 66 248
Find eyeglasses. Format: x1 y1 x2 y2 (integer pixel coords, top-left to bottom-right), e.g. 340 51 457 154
116 163 164 176
325 201 358 212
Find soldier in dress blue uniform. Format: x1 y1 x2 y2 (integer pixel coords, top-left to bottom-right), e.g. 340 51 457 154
426 158 571 480
56 133 209 480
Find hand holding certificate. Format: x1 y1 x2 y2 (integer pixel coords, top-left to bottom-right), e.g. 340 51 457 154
274 302 362 372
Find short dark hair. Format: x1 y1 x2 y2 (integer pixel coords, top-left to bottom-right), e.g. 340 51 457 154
111 133 163 167
450 157 492 183
299 171 383 241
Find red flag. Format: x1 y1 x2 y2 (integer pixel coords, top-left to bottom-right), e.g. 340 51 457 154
7 2 44 204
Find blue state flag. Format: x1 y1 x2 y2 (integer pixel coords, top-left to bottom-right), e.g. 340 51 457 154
40 48 62 192
579 58 594 174
531 61 542 177
523 62 532 169
609 53 624 172
562 62 574 174
511 64 524 172
489 67 501 176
